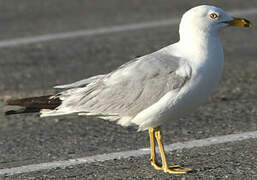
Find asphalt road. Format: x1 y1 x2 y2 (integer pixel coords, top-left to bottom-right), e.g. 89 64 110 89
0 0 257 179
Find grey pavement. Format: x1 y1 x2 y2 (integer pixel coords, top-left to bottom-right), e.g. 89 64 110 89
7 139 257 179
0 0 257 179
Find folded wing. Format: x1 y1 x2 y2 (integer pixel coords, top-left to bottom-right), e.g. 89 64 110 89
43 49 191 121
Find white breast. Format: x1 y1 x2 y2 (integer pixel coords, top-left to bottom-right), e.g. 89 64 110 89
174 35 224 111
174 56 224 115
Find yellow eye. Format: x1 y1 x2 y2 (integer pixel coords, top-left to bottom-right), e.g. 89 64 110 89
210 13 218 19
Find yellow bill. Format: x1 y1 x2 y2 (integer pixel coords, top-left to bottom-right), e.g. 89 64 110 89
224 17 253 28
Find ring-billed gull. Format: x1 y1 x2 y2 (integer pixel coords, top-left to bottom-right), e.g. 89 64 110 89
6 5 252 174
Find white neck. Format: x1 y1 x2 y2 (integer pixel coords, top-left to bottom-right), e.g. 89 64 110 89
178 32 223 65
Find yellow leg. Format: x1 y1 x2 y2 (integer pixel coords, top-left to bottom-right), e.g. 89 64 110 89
154 127 192 174
148 128 162 170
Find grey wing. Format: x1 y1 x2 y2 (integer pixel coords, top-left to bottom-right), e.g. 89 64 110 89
54 74 106 89
53 50 191 119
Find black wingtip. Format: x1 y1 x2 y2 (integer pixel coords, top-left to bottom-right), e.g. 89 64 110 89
5 107 41 115
5 95 61 116
5 109 23 115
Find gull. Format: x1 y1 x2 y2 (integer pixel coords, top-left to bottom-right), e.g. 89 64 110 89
5 5 252 174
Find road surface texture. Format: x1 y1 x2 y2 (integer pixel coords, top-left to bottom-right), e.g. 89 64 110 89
0 0 257 179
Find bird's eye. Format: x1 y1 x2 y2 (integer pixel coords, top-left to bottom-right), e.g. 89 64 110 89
209 13 218 19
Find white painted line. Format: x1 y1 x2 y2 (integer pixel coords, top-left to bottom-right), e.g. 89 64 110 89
0 19 178 48
1 130 257 176
0 7 256 48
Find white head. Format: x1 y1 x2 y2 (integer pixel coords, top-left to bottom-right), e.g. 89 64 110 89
179 5 252 41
